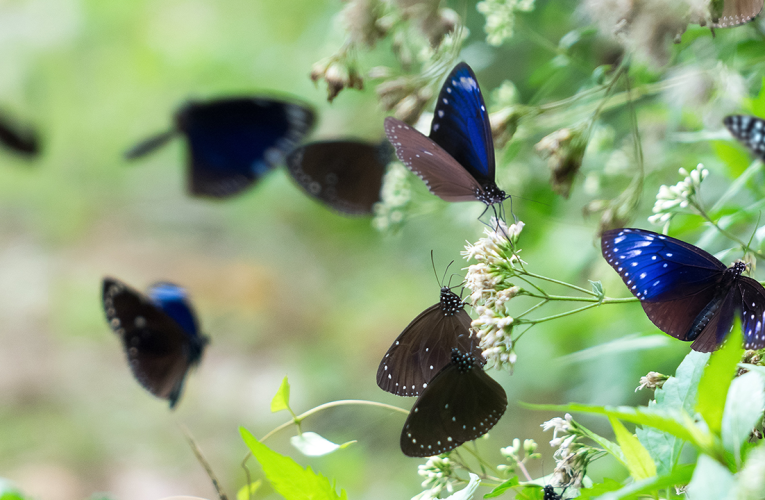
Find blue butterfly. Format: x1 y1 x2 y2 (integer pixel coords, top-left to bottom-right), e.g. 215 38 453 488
601 228 765 352
384 63 508 213
724 115 765 161
102 277 209 408
126 97 315 198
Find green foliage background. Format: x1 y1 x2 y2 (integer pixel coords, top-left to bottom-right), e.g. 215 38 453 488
1 0 764 498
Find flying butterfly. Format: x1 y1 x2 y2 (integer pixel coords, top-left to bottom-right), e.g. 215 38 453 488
400 347 507 457
102 277 209 408
384 62 508 217
724 115 765 161
285 139 392 215
709 0 763 27
0 111 39 157
125 97 315 198
377 284 484 397
601 228 765 352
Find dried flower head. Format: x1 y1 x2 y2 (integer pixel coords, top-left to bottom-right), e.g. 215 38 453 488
311 59 364 102
477 0 535 46
342 0 387 48
535 125 589 198
373 162 412 233
635 371 669 391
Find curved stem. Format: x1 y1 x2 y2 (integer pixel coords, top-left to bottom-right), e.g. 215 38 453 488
520 271 597 296
697 203 765 260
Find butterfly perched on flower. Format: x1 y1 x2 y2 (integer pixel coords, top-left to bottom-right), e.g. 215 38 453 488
102 277 209 408
285 139 391 215
601 228 765 352
125 97 315 198
399 347 507 457
384 62 508 217
0 111 39 157
724 115 765 161
377 285 484 397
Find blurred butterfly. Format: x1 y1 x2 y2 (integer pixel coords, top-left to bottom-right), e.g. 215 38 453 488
285 139 392 215
400 347 507 457
709 0 763 27
0 112 39 157
601 228 765 352
724 115 765 161
384 62 508 217
125 97 315 198
102 277 209 408
377 285 484 397
544 485 566 500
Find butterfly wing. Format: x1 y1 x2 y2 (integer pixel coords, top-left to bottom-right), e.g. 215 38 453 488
428 62 495 187
177 98 315 198
377 305 483 396
724 115 765 161
0 113 39 157
285 140 389 215
385 117 483 201
734 276 765 350
102 278 206 408
400 353 507 457
711 0 763 27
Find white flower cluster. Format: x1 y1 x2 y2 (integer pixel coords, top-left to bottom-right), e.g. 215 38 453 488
473 287 520 370
648 163 708 226
476 0 535 46
373 162 412 232
541 414 588 488
412 455 459 500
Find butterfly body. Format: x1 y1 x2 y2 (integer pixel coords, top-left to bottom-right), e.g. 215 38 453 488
543 485 563 500
102 278 209 408
384 62 507 209
285 139 390 215
400 347 507 457
377 287 483 397
601 228 765 352
126 97 315 198
724 115 765 161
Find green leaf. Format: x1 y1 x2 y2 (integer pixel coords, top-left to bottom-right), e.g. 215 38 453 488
589 280 604 301
445 473 480 500
484 476 519 498
590 464 695 500
576 478 623 499
686 455 735 500
237 480 262 500
636 350 709 474
577 425 626 468
290 432 356 457
696 325 743 436
271 376 292 414
240 427 348 500
721 371 765 463
608 417 656 480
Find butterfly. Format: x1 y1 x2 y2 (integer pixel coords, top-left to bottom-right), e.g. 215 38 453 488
724 115 765 161
601 228 765 352
125 97 315 198
709 0 763 27
377 285 484 397
543 485 567 500
285 139 391 215
400 347 507 457
0 112 39 157
101 277 209 408
384 62 508 215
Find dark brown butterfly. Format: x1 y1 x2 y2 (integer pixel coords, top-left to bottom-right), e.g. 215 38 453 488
102 277 209 408
0 112 39 157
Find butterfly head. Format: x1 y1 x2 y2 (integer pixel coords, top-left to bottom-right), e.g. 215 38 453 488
440 287 464 316
451 348 477 373
475 184 508 207
728 260 748 278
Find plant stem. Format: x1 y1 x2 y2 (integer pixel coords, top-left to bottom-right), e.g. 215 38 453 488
520 271 597 296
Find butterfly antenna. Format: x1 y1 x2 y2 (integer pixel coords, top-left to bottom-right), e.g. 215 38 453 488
431 250 444 287
442 260 454 288
180 424 230 500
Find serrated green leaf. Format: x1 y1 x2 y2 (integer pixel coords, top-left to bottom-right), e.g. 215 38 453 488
271 376 291 414
445 473 480 500
712 140 751 177
722 371 765 463
290 432 355 457
591 464 695 500
608 417 656 481
237 480 262 500
637 350 709 474
696 325 743 437
240 427 348 500
484 476 519 498
686 455 734 500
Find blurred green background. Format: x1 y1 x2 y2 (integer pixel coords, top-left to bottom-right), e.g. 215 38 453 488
1 0 763 498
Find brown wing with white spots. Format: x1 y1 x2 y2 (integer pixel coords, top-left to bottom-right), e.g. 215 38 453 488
384 117 482 202
711 0 763 27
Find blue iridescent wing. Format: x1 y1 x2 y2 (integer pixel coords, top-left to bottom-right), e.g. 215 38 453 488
102 277 208 408
147 282 200 340
735 277 765 350
428 62 495 187
724 115 765 161
177 97 315 198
